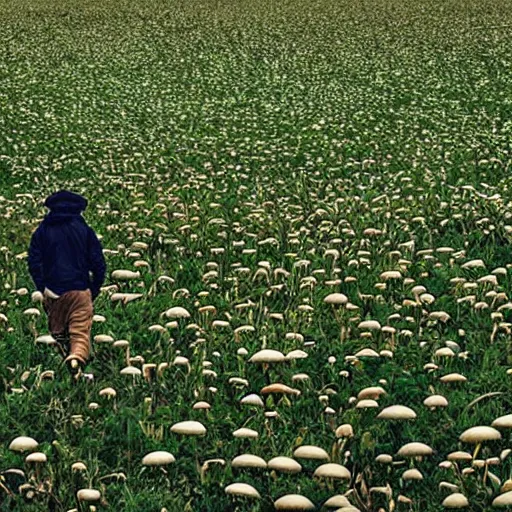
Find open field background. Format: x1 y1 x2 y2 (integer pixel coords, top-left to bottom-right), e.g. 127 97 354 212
1 0 512 510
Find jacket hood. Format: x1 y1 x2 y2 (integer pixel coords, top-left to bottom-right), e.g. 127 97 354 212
44 190 88 214
43 190 88 225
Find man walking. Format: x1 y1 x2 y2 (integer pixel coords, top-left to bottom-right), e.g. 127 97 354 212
28 190 106 379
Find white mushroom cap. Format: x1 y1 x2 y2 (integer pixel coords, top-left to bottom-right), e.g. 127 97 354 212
71 462 87 472
225 483 261 499
231 454 267 469
402 468 423 480
240 394 264 407
99 387 117 398
492 490 512 507
358 320 381 330
164 307 191 319
323 495 353 508
293 445 330 461
120 366 142 376
170 421 206 435
274 494 315 510
9 436 38 452
286 350 309 360
375 454 393 464
76 489 101 502
324 293 348 305
357 387 387 400
313 463 351 479
232 428 259 438
423 395 448 407
335 424 354 438
397 442 434 457
459 426 501 443
354 348 380 358
492 414 512 429
249 349 285 363
447 451 473 461
440 373 467 383
142 451 175 466
268 457 302 474
356 399 379 409
377 405 417 420
25 452 47 463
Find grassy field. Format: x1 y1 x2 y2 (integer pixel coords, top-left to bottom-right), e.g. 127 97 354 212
1 0 512 510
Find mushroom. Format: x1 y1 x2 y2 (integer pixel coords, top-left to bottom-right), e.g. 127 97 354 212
377 405 417 420
76 489 101 502
459 426 501 459
313 463 351 479
231 454 266 469
9 437 38 452
268 457 302 474
274 494 315 510
492 491 512 507
293 445 330 461
233 428 259 439
224 483 261 499
142 451 175 466
170 421 206 436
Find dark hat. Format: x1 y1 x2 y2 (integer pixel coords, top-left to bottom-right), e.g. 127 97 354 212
44 190 88 213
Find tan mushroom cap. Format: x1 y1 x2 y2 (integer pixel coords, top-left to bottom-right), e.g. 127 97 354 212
375 454 393 464
423 395 448 407
440 373 467 383
492 414 512 429
354 348 380 358
396 442 434 458
71 462 87 472
261 383 301 396
293 445 330 461
225 483 261 498
274 494 315 510
25 452 47 463
402 468 423 480
232 428 259 438
492 490 512 507
335 424 354 438
358 320 382 330
120 366 142 376
142 451 175 466
170 420 206 435
9 436 38 452
164 306 191 319
442 493 469 508
357 386 386 400
231 454 267 469
240 394 265 407
324 293 348 305
323 495 352 508
268 456 302 474
447 451 473 461
249 349 286 363
377 405 417 420
314 463 351 479
76 489 101 502
356 399 379 409
459 426 501 443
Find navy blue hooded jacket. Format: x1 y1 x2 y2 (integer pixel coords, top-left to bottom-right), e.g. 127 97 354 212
28 190 106 300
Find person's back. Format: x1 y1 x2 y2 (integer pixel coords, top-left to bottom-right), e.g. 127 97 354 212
28 190 106 378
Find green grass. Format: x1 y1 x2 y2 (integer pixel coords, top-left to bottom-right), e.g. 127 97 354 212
1 0 512 510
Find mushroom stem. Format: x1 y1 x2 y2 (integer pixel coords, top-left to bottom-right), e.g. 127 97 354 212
473 442 482 460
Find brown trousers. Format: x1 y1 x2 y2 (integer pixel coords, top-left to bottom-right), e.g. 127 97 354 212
43 289 93 365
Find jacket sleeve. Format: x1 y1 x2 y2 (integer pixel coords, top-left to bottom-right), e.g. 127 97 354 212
87 227 106 300
28 228 45 293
